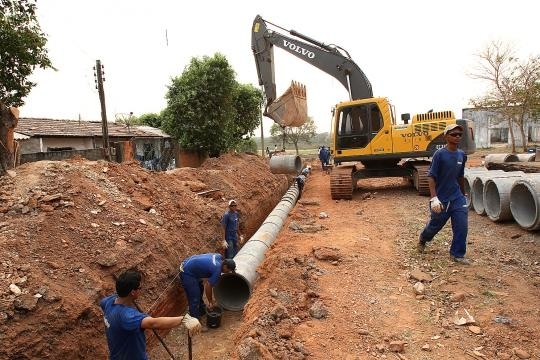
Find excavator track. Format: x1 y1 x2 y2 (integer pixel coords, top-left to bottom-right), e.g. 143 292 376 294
330 168 353 200
413 165 430 196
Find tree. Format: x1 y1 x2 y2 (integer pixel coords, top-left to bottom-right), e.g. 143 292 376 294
162 53 262 157
270 117 317 154
0 0 54 106
1 0 53 176
136 112 163 128
469 41 540 152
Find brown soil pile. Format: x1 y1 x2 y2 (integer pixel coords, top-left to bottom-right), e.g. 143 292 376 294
0 153 287 359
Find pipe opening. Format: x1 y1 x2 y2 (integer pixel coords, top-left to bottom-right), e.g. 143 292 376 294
484 181 501 218
510 183 537 229
214 273 251 311
472 179 485 215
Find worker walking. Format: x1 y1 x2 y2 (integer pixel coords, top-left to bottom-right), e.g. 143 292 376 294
418 124 471 265
179 253 236 330
100 270 201 359
221 199 241 259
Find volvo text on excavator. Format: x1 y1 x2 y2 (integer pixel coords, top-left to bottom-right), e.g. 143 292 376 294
251 15 476 199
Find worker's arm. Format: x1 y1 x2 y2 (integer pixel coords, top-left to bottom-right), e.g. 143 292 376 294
203 280 215 307
427 176 443 213
427 176 437 198
141 315 183 330
458 177 467 195
141 314 201 335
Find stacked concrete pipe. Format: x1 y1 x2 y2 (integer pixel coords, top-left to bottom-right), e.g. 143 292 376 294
464 168 504 209
516 153 536 162
471 171 524 215
510 175 540 230
484 153 519 164
214 184 300 310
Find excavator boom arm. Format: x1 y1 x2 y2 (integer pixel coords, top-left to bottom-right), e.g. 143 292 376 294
251 15 373 106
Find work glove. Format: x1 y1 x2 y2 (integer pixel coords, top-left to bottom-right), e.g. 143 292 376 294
182 314 201 336
430 196 443 213
221 240 228 249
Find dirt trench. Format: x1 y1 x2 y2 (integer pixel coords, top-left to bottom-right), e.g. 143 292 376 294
0 153 288 359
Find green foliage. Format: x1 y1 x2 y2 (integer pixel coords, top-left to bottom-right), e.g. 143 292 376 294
0 0 54 106
162 53 262 156
236 138 258 153
136 112 163 128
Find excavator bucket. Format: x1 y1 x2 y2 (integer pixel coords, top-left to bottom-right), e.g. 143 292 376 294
265 81 308 127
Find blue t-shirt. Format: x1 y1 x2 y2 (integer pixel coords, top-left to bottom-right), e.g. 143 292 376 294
428 147 467 202
182 253 223 286
221 210 239 238
100 295 149 360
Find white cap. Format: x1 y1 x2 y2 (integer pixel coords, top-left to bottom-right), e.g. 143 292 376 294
228 199 237 206
443 124 463 135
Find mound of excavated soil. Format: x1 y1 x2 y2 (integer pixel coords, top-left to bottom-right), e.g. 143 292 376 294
0 153 288 359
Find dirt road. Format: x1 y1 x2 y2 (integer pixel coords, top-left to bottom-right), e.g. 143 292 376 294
154 159 539 360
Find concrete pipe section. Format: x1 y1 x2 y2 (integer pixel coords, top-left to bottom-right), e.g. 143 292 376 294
484 176 522 222
471 171 524 215
464 168 504 209
484 153 519 164
510 175 540 230
516 153 536 162
214 184 300 310
269 154 302 174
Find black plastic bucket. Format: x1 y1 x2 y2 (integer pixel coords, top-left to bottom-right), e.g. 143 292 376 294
206 306 222 328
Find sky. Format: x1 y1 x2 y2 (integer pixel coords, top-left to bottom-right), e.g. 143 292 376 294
19 0 538 136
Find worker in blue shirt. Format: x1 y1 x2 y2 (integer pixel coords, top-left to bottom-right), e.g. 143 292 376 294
100 270 200 359
179 253 236 328
221 199 242 258
418 124 471 265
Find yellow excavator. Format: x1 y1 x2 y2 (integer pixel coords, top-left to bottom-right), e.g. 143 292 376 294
251 15 476 199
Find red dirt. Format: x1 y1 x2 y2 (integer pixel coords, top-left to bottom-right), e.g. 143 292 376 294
1 151 538 359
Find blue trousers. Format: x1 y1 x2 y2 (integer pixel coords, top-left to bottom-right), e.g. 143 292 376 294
180 272 205 318
225 236 238 259
420 195 468 258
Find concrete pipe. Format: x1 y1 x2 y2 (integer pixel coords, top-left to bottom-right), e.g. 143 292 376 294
269 154 302 174
214 184 300 310
464 169 504 209
510 175 540 230
471 171 524 215
516 153 536 162
484 153 519 164
483 176 521 222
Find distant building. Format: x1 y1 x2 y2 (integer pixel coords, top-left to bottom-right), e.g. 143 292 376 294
15 118 175 170
462 108 540 148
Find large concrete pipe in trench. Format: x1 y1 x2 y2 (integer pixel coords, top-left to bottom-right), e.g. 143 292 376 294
510 175 540 230
471 171 524 215
214 184 300 311
269 154 302 175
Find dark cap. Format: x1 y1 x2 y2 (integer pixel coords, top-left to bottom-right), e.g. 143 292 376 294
223 258 236 272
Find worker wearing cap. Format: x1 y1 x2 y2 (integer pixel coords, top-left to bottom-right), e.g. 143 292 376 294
221 200 241 259
418 124 471 265
179 254 236 327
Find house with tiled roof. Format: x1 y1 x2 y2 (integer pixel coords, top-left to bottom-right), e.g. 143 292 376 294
15 118 176 170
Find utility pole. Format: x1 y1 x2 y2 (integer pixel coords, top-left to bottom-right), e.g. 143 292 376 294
94 59 110 161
